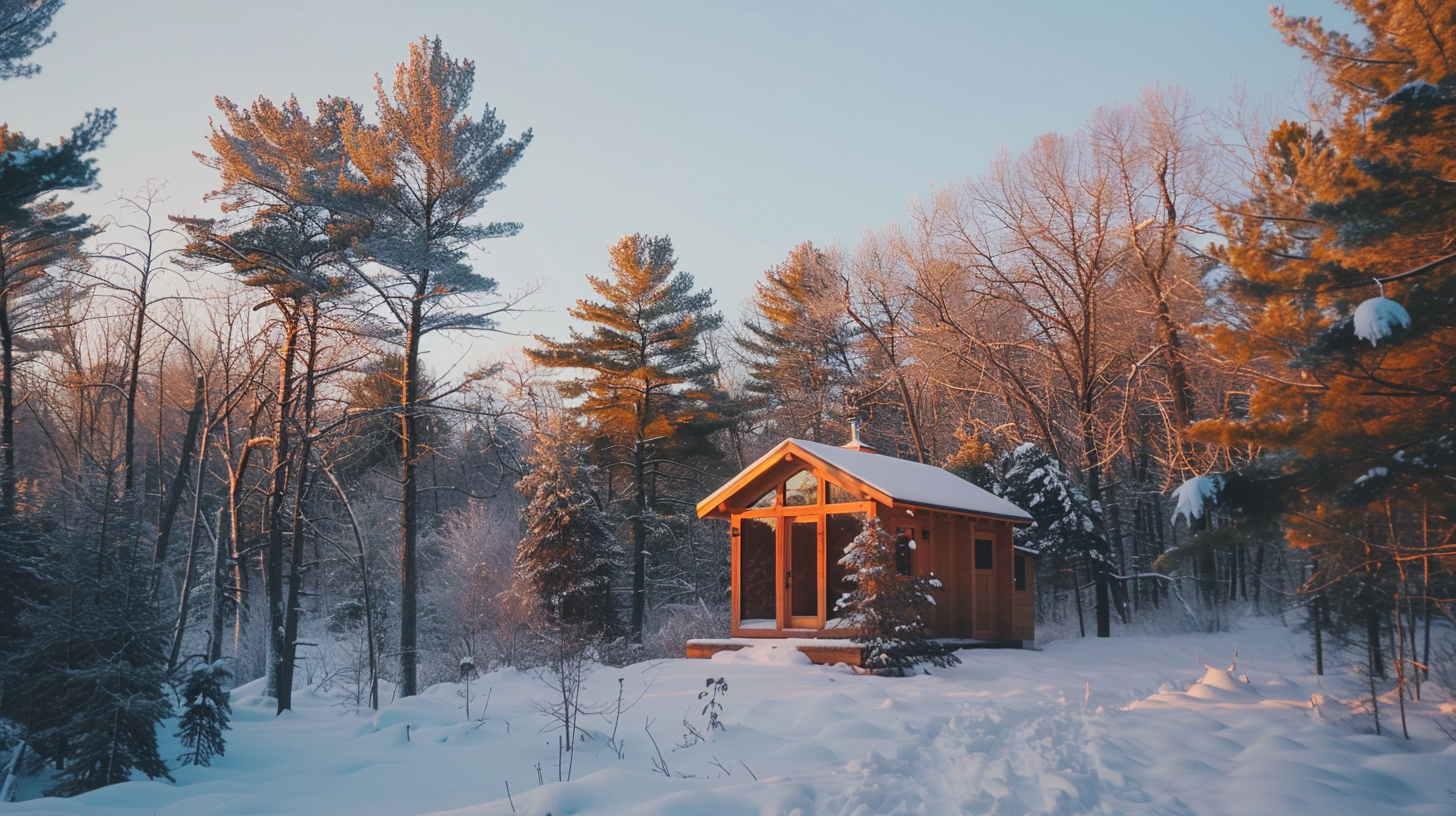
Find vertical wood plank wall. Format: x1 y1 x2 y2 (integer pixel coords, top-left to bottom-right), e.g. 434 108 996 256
725 472 1032 642
952 515 974 637
1012 555 1036 641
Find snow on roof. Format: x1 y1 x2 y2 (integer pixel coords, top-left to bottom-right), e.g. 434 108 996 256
790 439 1032 521
699 437 1032 522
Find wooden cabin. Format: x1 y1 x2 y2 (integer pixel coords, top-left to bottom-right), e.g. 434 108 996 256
696 433 1037 647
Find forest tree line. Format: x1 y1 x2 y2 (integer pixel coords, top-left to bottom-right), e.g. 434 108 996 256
0 0 1453 795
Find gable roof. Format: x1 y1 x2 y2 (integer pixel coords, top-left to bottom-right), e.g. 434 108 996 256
697 437 1033 523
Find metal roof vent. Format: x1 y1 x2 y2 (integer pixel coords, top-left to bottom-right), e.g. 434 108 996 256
842 419 877 454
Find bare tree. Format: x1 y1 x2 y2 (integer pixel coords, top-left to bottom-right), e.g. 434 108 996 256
915 126 1131 636
85 183 183 497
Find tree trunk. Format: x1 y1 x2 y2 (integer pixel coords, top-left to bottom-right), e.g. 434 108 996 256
1313 592 1324 675
213 410 260 664
208 504 228 664
844 303 926 463
630 439 648 643
322 459 378 710
122 278 150 495
399 278 427 697
0 286 14 519
153 377 206 595
1366 605 1385 679
280 307 320 703
266 313 299 710
1080 419 1115 637
168 404 212 670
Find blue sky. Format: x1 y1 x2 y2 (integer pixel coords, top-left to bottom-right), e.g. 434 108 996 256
3 0 1350 362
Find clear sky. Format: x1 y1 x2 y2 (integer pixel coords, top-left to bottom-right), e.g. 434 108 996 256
3 0 1351 364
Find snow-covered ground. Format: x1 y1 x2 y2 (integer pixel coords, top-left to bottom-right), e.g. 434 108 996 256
7 618 1454 815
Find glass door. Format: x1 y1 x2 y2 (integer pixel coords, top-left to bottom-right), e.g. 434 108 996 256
787 517 821 628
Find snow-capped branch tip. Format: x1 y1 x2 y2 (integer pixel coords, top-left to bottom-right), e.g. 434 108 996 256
1170 474 1222 525
1353 280 1410 347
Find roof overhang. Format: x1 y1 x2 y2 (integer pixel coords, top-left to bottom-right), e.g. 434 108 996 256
697 438 1033 525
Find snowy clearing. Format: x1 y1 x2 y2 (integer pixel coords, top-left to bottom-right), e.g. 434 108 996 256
7 619 1453 815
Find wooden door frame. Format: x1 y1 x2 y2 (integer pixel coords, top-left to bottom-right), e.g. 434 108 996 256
731 468 873 634
781 514 822 629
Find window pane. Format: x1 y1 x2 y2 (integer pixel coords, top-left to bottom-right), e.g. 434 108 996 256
784 471 818 506
974 538 993 570
826 481 856 504
739 518 777 622
895 527 915 575
1014 554 1027 591
826 513 864 615
748 488 776 509
790 518 819 618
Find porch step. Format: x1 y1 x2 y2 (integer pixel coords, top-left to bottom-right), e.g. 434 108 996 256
686 638 863 666
685 637 1027 666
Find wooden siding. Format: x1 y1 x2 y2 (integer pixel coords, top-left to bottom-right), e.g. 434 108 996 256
1012 551 1037 641
723 463 1033 644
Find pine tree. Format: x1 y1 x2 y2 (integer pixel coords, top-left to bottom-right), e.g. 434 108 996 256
528 234 729 643
0 0 61 80
179 93 356 711
0 6 115 721
0 142 108 518
1191 2 1456 632
737 242 859 442
0 113 115 223
515 419 621 639
987 444 1101 559
339 36 531 696
0 196 90 509
175 662 232 768
837 516 959 676
10 520 174 796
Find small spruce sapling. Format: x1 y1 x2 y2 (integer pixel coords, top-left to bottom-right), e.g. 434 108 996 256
176 662 232 768
837 516 960 676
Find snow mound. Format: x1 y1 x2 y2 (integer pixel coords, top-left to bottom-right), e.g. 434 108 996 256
1353 295 1410 346
1184 664 1259 701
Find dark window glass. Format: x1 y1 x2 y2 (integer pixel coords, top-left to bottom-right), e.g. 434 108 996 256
826 513 863 614
790 518 819 618
1014 554 1027 591
748 488 776 509
739 519 777 621
895 527 915 575
784 471 818 506
974 538 993 570
826 481 856 504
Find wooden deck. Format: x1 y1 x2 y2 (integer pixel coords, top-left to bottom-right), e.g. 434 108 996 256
686 637 1028 667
